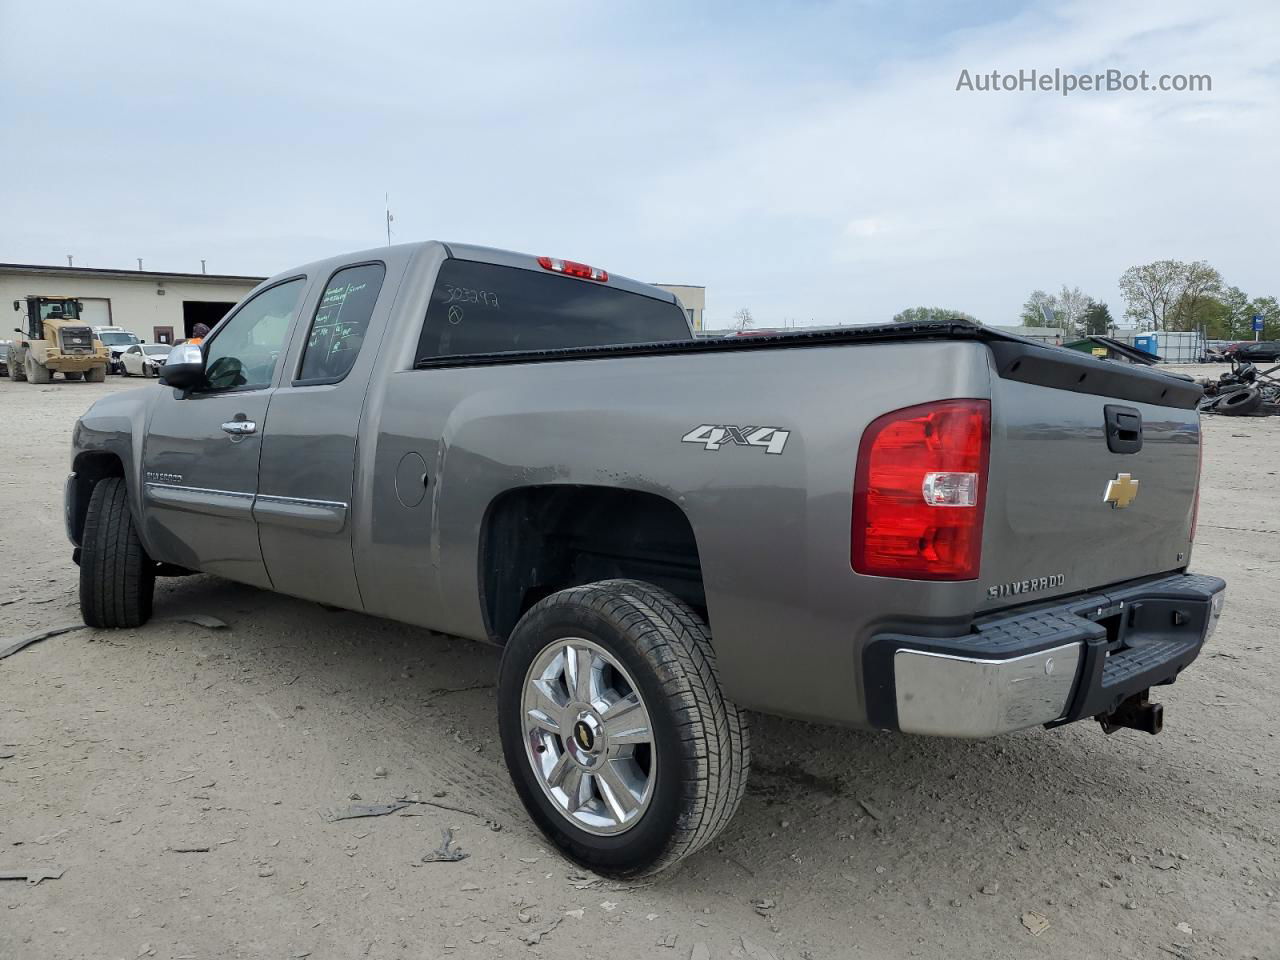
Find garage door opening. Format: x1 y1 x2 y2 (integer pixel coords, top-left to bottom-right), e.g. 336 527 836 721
182 300 236 338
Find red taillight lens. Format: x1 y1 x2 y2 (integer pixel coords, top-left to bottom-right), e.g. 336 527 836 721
852 399 991 580
536 256 609 282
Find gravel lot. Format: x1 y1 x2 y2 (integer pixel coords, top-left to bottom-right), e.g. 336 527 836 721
1 371 1276 960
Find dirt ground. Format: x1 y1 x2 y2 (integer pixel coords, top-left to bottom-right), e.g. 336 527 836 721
1 368 1276 960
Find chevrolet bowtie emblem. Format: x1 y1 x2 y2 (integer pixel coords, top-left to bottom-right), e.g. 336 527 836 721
1103 473 1140 509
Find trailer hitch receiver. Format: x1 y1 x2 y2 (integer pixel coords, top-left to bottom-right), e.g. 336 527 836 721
1097 690 1163 736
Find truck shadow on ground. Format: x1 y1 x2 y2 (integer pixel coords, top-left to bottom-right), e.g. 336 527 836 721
150 574 1221 894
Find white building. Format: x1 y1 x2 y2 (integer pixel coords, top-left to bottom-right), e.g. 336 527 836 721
653 284 706 332
1 263 262 345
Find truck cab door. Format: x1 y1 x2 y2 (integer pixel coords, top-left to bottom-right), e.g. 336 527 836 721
254 260 400 610
141 277 308 588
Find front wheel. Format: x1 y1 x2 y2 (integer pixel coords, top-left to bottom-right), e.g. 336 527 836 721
26 357 52 384
79 477 155 628
85 365 106 383
498 579 750 877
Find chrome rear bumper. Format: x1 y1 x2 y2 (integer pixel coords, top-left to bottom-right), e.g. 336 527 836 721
865 573 1227 738
894 642 1082 737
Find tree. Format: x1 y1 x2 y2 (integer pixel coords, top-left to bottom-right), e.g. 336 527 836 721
1055 285 1090 336
1019 290 1055 326
1218 285 1254 341
1118 261 1181 330
732 307 754 332
1081 300 1113 336
891 306 978 324
1019 287 1094 336
1118 259 1222 331
1251 295 1280 340
1167 261 1225 331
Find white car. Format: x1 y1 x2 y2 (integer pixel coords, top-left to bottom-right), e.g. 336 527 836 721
120 343 172 377
92 326 141 373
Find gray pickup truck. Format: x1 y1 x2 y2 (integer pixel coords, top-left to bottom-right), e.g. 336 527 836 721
66 241 1226 875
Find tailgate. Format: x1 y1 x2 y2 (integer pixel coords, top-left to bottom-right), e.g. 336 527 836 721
979 344 1201 611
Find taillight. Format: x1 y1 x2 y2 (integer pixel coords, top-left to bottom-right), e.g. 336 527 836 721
536 256 609 282
1190 427 1203 544
852 399 991 580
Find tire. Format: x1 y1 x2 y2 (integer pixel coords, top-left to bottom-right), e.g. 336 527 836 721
1218 387 1262 416
27 357 52 384
79 477 155 628
85 365 106 383
498 579 749 877
64 371 84 381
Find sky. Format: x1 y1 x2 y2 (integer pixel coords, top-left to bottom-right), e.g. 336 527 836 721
2 0 1277 327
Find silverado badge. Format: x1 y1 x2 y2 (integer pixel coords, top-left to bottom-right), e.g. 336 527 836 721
1103 473 1140 509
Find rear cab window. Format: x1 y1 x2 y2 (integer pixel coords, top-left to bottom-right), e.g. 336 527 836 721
296 262 386 384
415 259 691 362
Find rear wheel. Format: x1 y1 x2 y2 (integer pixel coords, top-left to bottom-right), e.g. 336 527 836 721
85 365 106 383
79 477 155 628
498 579 749 877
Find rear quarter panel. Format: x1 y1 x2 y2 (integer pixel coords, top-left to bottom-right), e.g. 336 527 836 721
359 338 995 727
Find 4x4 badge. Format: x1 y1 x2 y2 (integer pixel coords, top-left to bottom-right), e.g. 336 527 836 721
1103 472 1140 509
682 424 790 455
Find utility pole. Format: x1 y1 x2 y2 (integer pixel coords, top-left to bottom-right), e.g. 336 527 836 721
137 258 144 271
201 259 207 275
385 193 394 246
67 255 74 267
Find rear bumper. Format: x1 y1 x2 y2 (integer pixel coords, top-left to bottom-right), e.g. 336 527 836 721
864 573 1227 737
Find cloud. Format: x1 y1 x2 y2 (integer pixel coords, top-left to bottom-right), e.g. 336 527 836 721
2 0 1276 326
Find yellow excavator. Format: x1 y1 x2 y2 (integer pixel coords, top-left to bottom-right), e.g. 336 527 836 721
9 296 109 382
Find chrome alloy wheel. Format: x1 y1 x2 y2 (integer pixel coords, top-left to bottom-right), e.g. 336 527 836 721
521 637 655 835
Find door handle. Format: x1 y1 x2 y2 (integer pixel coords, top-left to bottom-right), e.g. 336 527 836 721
221 419 257 436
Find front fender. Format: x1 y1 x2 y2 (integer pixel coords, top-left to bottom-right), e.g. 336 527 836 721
70 386 161 551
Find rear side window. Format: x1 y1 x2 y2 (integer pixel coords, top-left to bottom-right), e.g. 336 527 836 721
415 259 690 362
297 262 386 383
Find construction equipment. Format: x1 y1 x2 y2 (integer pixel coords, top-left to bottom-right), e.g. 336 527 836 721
9 296 109 383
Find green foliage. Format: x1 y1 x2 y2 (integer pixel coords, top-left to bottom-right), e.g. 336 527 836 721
1081 301 1113 336
1019 290 1055 326
1118 260 1223 331
892 306 979 324
1019 286 1094 335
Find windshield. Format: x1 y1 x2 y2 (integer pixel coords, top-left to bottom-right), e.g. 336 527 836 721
142 345 170 356
98 332 139 345
39 300 80 321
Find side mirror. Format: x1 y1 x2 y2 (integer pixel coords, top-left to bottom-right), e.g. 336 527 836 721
12 301 19 312
158 343 205 390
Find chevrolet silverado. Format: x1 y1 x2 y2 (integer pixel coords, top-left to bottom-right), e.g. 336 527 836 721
65 241 1227 875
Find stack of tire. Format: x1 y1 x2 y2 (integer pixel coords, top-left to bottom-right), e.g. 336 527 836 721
1200 384 1263 416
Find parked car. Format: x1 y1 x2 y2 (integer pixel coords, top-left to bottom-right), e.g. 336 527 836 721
1230 340 1280 364
120 343 173 377
65 241 1226 876
91 326 142 373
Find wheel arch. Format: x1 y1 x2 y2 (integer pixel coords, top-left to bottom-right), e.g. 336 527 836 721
67 450 126 546
478 485 706 644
